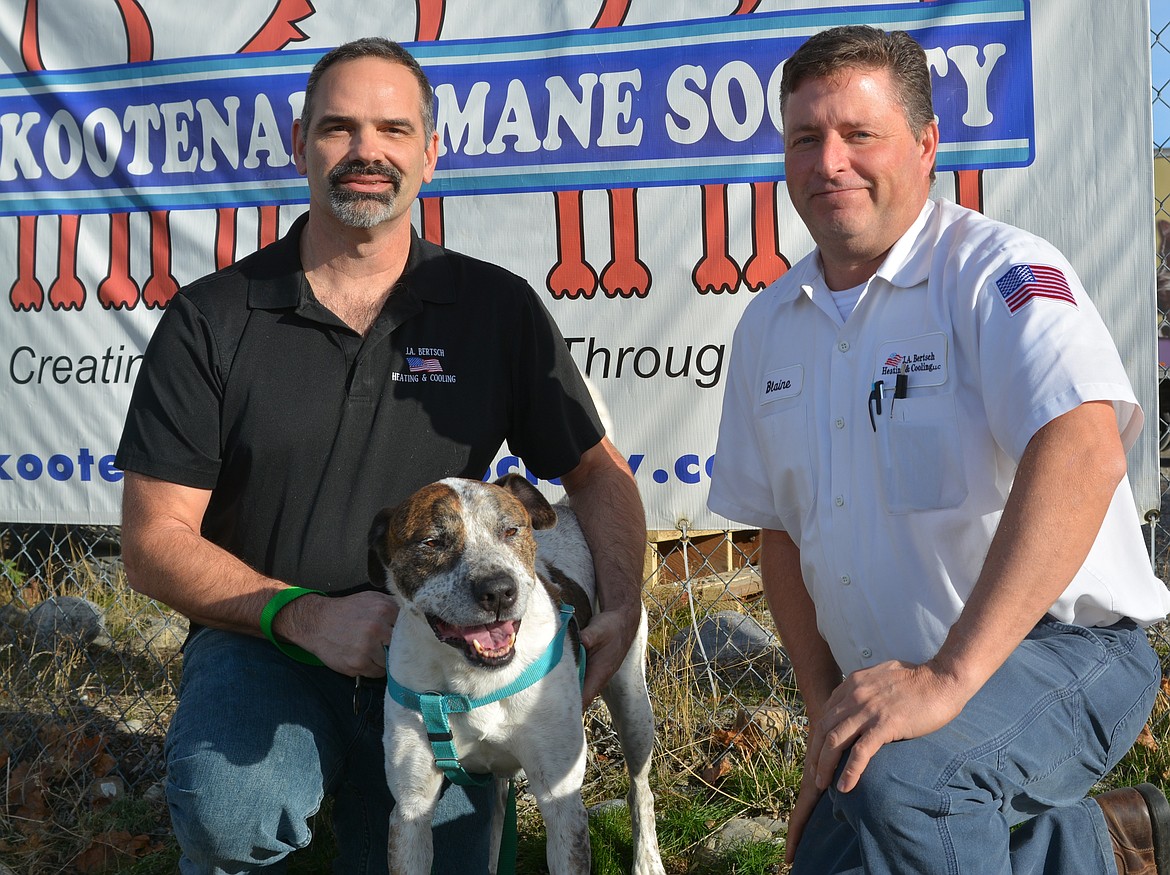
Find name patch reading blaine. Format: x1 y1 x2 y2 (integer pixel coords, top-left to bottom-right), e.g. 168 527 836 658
760 365 803 405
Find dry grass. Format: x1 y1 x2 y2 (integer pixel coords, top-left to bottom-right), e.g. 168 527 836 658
1 557 179 874
4 546 1170 874
1 555 812 873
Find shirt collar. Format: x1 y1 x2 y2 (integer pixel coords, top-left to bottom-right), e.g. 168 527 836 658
872 198 937 288
773 198 938 305
767 253 823 305
245 212 456 311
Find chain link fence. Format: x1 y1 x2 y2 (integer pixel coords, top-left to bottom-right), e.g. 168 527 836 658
4 10 1170 863
0 522 798 800
1149 9 1170 695
0 525 183 797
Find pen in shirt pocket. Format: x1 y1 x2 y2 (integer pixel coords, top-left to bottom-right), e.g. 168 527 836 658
889 362 909 417
868 380 884 431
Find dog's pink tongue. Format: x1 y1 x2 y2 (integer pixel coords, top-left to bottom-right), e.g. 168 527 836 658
460 620 517 650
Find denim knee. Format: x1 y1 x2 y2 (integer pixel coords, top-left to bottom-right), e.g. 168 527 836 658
167 746 319 871
831 737 951 828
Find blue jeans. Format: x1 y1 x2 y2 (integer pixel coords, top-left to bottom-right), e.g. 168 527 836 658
166 629 494 874
793 618 1161 875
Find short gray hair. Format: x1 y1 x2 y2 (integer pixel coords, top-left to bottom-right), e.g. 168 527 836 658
300 37 435 141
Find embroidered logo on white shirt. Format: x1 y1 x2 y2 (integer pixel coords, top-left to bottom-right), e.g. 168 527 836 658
874 332 948 387
759 365 803 404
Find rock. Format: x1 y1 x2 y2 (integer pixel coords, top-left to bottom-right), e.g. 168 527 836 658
135 612 188 656
28 595 111 650
88 775 125 804
143 780 167 803
712 815 786 850
730 706 802 748
669 610 791 691
587 798 627 816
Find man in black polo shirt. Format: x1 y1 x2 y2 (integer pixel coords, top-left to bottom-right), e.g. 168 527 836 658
116 37 646 874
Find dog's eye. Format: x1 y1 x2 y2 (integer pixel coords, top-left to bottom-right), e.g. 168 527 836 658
502 526 520 540
418 536 439 549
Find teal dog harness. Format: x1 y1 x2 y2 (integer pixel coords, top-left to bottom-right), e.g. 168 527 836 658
385 602 585 786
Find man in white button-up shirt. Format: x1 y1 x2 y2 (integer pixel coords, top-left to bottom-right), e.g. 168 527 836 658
709 24 1170 875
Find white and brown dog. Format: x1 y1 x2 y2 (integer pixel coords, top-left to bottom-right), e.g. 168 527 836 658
368 474 665 875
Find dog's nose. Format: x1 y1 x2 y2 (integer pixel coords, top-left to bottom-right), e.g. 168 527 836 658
473 575 518 614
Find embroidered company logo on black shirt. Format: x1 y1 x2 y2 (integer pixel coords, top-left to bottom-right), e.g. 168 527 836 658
397 347 457 384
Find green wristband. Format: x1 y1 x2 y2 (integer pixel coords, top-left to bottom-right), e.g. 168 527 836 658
260 587 325 666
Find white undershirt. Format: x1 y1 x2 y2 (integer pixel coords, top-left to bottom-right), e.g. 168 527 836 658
831 280 868 320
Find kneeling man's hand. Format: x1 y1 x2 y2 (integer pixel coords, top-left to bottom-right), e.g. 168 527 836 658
811 660 973 795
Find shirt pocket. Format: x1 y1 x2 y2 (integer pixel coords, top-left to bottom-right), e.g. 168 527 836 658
757 400 815 522
878 393 968 514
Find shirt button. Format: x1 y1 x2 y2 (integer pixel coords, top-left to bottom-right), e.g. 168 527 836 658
861 648 872 659
841 575 851 586
835 495 845 507
838 341 850 352
834 418 845 429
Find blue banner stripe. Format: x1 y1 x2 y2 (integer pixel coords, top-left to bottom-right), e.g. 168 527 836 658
0 0 1033 217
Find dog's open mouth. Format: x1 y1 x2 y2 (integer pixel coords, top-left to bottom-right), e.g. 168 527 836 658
428 617 521 666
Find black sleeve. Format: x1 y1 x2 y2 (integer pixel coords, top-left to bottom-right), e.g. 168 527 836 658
506 285 604 479
115 293 225 489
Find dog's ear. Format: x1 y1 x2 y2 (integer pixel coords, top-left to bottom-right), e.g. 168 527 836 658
367 506 393 587
494 474 558 530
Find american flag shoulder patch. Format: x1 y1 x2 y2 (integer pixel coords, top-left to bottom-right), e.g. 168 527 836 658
994 264 1077 316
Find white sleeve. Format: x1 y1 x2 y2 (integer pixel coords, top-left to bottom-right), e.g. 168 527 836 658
972 243 1141 461
706 314 788 530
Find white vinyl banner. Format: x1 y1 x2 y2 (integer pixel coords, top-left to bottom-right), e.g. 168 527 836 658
0 0 1158 530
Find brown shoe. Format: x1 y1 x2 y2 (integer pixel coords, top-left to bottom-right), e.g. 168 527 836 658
1096 783 1170 874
